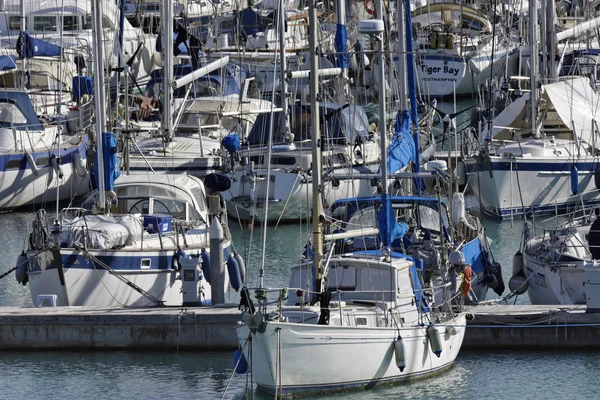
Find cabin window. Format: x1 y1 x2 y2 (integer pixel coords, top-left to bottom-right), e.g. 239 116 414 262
35 156 48 167
0 103 27 124
152 199 186 219
327 266 356 291
62 16 79 31
190 187 207 214
32 16 57 32
8 16 20 30
141 258 151 270
418 205 441 232
6 159 22 169
360 268 391 291
355 317 367 326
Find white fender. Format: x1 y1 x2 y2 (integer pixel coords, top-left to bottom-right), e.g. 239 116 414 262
72 151 88 177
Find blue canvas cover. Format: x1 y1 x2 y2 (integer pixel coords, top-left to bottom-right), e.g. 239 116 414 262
0 55 16 71
72 76 93 100
0 91 43 130
334 24 350 69
16 32 61 58
388 110 416 174
92 132 120 191
377 194 409 247
461 237 486 275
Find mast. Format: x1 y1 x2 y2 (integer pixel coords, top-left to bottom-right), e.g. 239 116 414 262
529 0 537 136
162 0 174 141
335 0 349 99
92 0 107 210
404 0 421 193
277 0 289 136
309 0 324 294
396 0 407 109
55 0 66 218
377 0 388 202
19 0 25 89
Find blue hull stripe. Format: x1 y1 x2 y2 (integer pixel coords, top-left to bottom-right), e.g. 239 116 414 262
465 160 599 173
0 138 88 172
29 247 232 272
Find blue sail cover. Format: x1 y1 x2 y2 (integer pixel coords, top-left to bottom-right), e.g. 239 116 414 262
92 132 120 191
377 194 409 247
334 24 350 68
16 32 61 58
404 0 421 177
388 110 416 173
0 55 16 71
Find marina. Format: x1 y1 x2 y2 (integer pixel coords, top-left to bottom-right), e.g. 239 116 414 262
0 0 600 396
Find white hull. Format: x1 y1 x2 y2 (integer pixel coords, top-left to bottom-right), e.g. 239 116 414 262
409 47 518 97
523 254 587 305
28 263 185 307
224 168 378 222
26 248 229 307
465 156 600 218
0 154 89 210
236 314 466 396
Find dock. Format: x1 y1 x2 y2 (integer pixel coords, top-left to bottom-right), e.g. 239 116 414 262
463 304 598 349
0 304 599 350
0 305 240 350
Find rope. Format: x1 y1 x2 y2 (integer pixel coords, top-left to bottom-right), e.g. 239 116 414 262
274 172 302 230
75 245 165 306
0 266 18 280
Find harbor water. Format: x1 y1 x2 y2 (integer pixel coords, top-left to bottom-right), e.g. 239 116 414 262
0 208 585 399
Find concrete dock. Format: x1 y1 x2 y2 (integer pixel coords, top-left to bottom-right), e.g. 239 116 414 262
0 304 240 350
0 304 599 350
463 304 597 349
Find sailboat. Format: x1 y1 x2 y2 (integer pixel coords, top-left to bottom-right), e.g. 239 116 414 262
17 0 237 307
234 2 466 395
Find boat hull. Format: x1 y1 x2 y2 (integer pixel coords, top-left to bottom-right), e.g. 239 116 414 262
235 314 466 396
225 167 378 222
465 157 600 218
26 246 230 307
523 253 587 305
0 142 89 210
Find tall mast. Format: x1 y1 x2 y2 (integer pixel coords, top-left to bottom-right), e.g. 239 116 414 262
278 0 288 135
377 0 388 200
19 0 25 89
396 0 407 109
529 0 537 136
162 0 174 141
92 0 106 210
335 0 349 99
309 0 324 294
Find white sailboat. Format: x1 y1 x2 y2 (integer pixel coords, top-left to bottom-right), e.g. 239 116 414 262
234 3 465 395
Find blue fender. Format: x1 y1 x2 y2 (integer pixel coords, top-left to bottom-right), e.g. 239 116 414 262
227 254 242 292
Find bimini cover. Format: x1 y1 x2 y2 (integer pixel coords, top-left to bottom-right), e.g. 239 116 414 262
16 32 61 58
59 215 143 250
542 77 600 149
